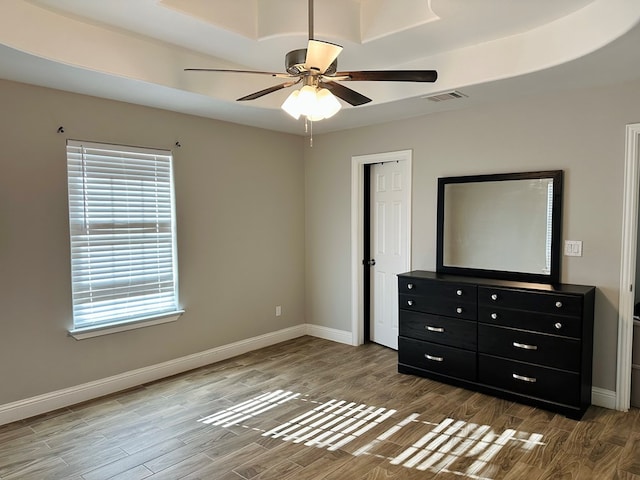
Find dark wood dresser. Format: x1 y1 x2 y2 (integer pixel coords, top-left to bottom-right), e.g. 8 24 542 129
397 270 595 419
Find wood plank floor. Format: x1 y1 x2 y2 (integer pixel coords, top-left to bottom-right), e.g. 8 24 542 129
1 336 639 479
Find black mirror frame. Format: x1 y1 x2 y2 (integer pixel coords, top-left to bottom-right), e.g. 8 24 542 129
436 170 563 284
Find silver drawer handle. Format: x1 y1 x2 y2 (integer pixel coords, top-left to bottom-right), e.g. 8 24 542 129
554 322 563 330
513 342 538 351
407 300 414 306
555 301 563 308
513 373 537 383
407 283 414 290
456 307 463 314
491 313 498 320
426 326 445 333
491 294 498 301
456 289 463 296
425 354 444 362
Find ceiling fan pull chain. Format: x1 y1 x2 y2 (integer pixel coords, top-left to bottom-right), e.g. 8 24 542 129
304 117 313 147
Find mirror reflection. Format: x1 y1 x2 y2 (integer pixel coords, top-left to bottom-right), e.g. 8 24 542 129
443 179 554 274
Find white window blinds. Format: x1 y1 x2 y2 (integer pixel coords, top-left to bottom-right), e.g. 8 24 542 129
544 181 554 274
67 140 179 330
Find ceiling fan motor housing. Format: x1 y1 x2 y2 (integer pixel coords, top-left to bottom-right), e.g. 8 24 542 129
285 49 337 76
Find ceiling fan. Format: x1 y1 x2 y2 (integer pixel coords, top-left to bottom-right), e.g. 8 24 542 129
185 0 438 121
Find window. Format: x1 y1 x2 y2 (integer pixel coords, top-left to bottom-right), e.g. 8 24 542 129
544 180 554 274
66 140 181 337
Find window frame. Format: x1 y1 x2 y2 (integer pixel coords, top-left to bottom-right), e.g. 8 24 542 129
66 140 183 339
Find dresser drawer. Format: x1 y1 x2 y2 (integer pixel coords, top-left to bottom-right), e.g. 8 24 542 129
399 293 476 320
399 310 477 350
399 336 477 381
478 323 580 372
399 277 476 301
478 286 582 317
478 306 581 338
479 354 580 406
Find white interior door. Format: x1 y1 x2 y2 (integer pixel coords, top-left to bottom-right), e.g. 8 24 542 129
369 160 410 349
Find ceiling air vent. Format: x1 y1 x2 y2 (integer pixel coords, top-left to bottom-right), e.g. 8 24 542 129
422 90 468 102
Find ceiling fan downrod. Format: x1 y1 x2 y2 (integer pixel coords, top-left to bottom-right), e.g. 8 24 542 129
308 0 314 40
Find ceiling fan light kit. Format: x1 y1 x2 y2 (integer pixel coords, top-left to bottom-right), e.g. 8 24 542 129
281 84 342 121
185 0 437 125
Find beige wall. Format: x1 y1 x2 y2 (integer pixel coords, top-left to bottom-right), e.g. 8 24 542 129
0 80 305 405
3 74 639 407
305 79 640 392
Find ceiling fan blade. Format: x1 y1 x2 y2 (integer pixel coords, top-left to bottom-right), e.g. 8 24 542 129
321 81 371 106
185 68 293 79
237 81 299 101
335 70 438 82
305 40 343 74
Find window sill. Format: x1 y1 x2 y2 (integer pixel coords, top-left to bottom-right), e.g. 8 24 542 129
68 310 185 340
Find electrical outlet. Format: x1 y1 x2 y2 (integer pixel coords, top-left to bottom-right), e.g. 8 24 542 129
276 305 282 317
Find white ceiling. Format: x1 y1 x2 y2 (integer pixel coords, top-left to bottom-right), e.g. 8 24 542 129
1 0 640 135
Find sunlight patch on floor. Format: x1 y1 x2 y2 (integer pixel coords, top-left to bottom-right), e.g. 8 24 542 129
197 390 545 479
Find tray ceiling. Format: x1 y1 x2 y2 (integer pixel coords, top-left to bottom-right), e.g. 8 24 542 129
0 0 639 135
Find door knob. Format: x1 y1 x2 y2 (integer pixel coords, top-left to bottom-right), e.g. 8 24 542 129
363 259 376 266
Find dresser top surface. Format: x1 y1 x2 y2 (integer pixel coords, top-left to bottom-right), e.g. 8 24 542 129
398 270 595 295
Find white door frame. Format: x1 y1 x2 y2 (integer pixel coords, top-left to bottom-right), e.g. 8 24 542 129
616 123 640 411
350 150 412 346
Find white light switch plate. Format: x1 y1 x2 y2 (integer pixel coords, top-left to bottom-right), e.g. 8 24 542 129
564 240 583 257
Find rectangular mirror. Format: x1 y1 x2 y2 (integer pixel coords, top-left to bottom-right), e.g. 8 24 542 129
436 170 563 284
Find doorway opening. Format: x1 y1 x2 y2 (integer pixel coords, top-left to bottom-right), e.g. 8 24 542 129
616 123 640 411
350 150 412 347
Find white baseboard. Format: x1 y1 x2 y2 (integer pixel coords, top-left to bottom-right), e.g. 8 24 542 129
0 324 307 427
305 324 353 345
0 325 618 427
592 387 617 410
